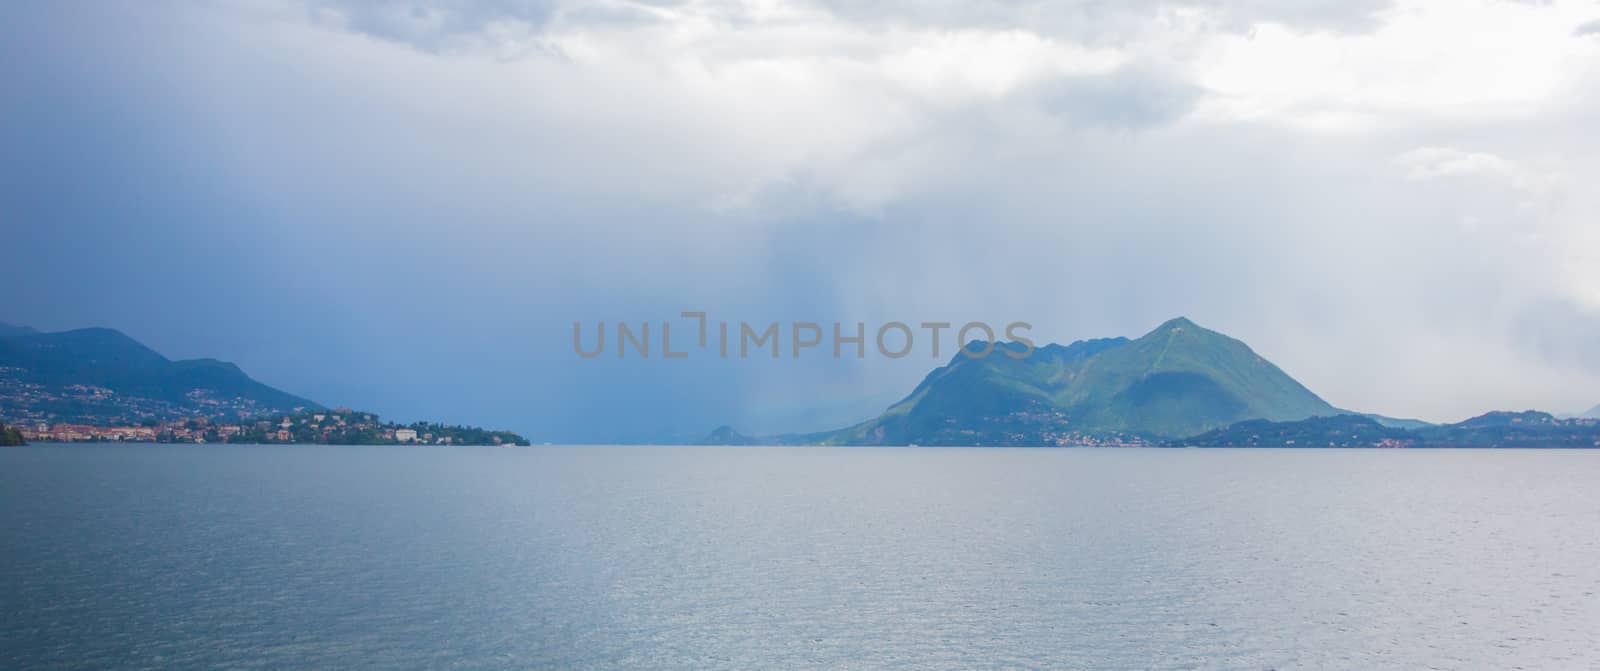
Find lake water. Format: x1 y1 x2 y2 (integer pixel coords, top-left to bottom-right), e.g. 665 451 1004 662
3 445 1598 670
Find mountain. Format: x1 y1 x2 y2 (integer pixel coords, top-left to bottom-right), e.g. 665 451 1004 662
1044 317 1336 436
699 425 760 446
748 317 1341 446
1413 410 1600 447
0 321 39 337
1171 410 1600 448
1448 410 1554 429
0 325 322 425
1361 413 1435 430
1583 404 1600 419
1172 414 1415 448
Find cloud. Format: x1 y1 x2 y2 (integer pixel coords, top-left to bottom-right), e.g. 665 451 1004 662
306 0 564 51
308 0 1398 55
5 0 1600 436
1191 1 1598 131
1577 18 1600 36
1027 65 1203 128
806 0 1394 44
1392 147 1564 204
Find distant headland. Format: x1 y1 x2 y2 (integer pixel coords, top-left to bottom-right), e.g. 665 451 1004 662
0 321 527 446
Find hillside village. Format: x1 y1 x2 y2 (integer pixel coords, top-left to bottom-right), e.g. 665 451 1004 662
14 409 529 446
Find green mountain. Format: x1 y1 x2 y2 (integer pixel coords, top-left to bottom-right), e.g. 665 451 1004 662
793 317 1340 446
0 325 323 425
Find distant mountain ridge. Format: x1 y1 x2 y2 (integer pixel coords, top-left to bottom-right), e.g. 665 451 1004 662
712 317 1349 446
0 322 322 425
1173 411 1600 448
0 321 39 337
699 425 759 446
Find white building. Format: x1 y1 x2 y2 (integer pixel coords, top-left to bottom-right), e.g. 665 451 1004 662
394 428 418 443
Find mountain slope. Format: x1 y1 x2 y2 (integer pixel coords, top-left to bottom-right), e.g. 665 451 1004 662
800 317 1338 446
1583 404 1600 419
0 325 322 424
1053 317 1335 437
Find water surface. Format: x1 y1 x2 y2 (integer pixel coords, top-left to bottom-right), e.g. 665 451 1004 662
3 445 1598 669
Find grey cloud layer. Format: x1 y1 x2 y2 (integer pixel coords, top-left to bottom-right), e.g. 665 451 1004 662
4 0 1600 439
314 0 1397 53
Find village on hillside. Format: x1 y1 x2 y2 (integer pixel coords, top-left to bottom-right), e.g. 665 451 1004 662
12 408 529 446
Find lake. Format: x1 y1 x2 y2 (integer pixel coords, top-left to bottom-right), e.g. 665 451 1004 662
3 445 1597 669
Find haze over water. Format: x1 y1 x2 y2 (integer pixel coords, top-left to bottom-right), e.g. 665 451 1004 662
4 445 1598 670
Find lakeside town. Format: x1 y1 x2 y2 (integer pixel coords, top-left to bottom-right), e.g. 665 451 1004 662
0 373 293 429
8 408 530 446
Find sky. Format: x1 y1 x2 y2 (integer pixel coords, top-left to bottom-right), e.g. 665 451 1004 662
4 0 1600 441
